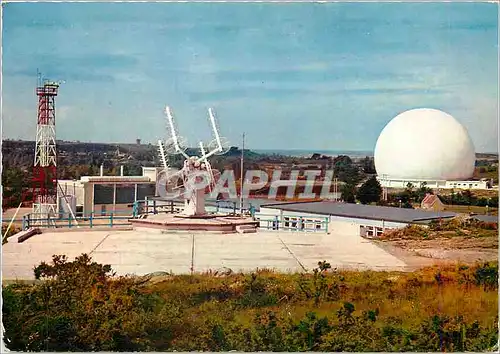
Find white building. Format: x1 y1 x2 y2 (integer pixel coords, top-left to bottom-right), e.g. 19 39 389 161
259 201 456 237
377 177 490 190
58 166 162 217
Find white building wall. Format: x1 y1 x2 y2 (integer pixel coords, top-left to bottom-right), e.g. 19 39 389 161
328 215 408 237
142 167 164 183
258 207 409 236
377 177 489 190
444 180 488 189
58 180 85 205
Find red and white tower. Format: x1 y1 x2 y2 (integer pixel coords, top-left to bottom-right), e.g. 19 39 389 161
32 79 59 221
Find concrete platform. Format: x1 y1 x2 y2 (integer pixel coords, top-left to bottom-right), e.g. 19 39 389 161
2 229 408 280
129 213 258 233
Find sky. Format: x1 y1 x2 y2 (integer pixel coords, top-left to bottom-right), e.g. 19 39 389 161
2 2 498 152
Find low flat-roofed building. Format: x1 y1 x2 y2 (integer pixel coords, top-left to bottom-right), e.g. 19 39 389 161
58 170 162 216
259 201 457 237
378 177 491 190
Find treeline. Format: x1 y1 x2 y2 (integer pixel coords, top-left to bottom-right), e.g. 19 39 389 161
1 164 146 208
2 256 497 351
439 190 499 207
338 178 431 207
2 140 160 171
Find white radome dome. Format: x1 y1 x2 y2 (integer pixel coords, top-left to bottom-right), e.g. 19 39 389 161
374 108 475 181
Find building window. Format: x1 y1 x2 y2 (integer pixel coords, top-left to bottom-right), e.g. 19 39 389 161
94 184 114 205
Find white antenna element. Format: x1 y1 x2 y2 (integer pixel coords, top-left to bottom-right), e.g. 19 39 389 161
208 108 223 152
199 141 216 193
158 105 229 217
158 139 168 169
165 106 189 159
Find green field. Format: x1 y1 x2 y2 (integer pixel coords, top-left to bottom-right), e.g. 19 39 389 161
443 204 498 216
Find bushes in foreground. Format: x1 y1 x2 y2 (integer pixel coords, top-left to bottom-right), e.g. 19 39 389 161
2 256 498 351
381 218 498 240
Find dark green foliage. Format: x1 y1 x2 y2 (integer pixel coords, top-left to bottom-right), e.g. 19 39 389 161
357 176 383 204
341 183 357 203
383 182 433 208
297 261 340 307
362 156 377 174
474 262 498 290
439 191 499 208
237 273 278 308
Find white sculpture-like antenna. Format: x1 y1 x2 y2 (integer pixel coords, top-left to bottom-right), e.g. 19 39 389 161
165 106 189 159
160 104 229 217
199 141 215 193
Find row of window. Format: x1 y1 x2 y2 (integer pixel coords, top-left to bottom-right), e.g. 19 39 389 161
283 216 323 230
449 183 478 188
255 216 324 231
360 225 393 238
93 184 156 204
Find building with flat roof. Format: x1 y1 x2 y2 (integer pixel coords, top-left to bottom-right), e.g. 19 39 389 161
259 201 457 237
377 177 491 190
58 167 162 216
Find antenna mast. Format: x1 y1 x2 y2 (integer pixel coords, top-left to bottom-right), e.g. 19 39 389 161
32 75 59 225
240 133 245 214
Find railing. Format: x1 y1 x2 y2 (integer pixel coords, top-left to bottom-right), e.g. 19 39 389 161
131 199 185 217
19 210 134 230
130 199 257 218
255 214 329 232
10 201 327 233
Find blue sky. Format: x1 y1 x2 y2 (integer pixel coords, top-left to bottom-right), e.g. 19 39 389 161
2 2 498 152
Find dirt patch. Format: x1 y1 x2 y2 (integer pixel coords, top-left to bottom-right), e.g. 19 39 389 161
384 236 498 250
373 236 498 271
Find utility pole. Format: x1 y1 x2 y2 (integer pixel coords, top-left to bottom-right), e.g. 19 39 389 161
240 133 245 215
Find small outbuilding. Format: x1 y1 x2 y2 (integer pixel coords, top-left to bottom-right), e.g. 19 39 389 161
420 193 445 212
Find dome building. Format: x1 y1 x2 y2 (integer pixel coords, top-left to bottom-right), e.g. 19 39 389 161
374 108 488 190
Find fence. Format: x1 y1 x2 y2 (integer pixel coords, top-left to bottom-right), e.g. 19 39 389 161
20 210 134 230
12 200 328 233
131 199 257 218
255 214 329 232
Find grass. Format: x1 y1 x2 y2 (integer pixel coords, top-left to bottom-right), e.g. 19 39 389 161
381 218 498 240
443 204 498 216
3 255 498 352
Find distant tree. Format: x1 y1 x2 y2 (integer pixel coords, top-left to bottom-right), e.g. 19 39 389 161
357 176 383 204
415 182 433 203
341 183 357 203
362 156 376 174
333 155 352 167
333 157 361 185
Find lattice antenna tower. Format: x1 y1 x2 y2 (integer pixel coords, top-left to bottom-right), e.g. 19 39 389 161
32 76 60 222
